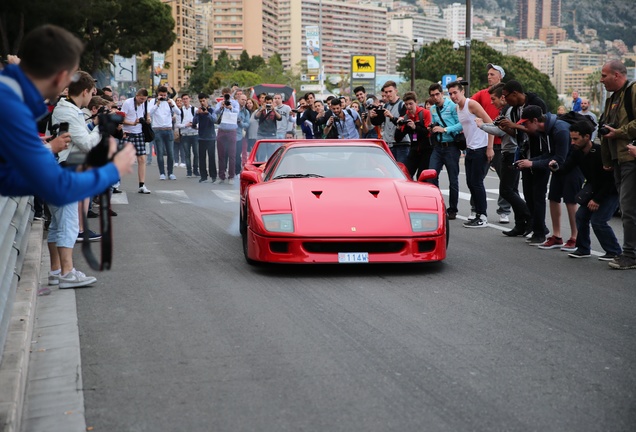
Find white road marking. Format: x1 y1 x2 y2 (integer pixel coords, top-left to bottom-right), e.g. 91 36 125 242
110 192 129 205
155 190 193 204
212 190 240 203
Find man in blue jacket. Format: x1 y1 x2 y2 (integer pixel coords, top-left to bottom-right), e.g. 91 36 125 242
0 25 136 207
427 83 463 220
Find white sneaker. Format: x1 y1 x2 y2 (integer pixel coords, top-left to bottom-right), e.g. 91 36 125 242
214 178 225 184
169 174 177 180
499 214 510 224
48 271 60 286
179 163 186 167
138 185 151 194
228 178 235 185
159 174 166 180
174 163 179 167
59 269 97 289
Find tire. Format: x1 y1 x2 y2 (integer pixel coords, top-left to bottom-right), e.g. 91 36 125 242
445 215 450 248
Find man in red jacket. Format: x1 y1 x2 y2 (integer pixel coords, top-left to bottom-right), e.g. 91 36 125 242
472 63 511 224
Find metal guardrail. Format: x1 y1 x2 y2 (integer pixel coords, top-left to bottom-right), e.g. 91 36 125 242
0 196 34 360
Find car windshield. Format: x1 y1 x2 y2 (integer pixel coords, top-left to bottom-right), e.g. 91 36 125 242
254 141 285 163
271 146 407 179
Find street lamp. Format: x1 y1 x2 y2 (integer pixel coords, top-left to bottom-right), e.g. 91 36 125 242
411 38 423 92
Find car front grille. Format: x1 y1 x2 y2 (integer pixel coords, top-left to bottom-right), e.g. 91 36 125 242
302 241 406 254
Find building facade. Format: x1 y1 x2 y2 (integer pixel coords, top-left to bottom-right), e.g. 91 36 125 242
162 0 197 90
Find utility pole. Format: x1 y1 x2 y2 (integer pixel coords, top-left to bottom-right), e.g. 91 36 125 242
411 45 415 92
465 0 472 95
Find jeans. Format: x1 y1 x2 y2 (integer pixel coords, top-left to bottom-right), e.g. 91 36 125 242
236 138 244 175
390 145 410 164
405 144 433 179
522 167 550 235
199 139 217 181
575 193 621 255
146 141 155 164
614 160 636 258
153 129 175 176
492 145 511 215
217 129 236 180
500 153 531 227
429 144 461 214
181 134 199 176
173 138 185 164
465 147 490 216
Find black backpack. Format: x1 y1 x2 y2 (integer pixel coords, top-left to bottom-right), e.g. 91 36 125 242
557 110 597 129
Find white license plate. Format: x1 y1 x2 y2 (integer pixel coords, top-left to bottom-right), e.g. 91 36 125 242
338 252 369 263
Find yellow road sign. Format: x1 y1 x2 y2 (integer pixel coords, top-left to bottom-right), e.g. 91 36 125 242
351 56 376 73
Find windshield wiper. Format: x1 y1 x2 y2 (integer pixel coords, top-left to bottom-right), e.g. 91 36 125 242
273 174 325 179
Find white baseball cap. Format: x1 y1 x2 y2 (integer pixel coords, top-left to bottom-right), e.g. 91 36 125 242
487 63 505 78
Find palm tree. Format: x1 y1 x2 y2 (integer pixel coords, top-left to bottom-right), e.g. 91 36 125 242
585 70 602 111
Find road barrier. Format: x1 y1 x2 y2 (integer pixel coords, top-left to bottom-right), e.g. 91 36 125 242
0 196 34 359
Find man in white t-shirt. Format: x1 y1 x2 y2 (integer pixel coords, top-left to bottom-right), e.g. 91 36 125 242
273 93 293 139
121 88 151 193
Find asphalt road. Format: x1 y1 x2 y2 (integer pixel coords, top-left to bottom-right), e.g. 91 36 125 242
74 163 635 432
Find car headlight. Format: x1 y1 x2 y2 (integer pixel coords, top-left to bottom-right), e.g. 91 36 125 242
410 212 438 232
262 214 294 233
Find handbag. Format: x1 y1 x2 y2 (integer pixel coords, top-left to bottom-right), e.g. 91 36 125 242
453 132 467 150
141 101 155 143
575 183 595 206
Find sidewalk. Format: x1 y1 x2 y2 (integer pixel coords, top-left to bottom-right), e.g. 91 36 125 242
0 223 86 432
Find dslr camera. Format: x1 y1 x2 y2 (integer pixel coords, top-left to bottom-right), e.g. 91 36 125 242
599 123 617 136
223 93 231 106
493 115 506 126
396 117 409 126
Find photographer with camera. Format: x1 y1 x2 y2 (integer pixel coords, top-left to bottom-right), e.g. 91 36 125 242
121 88 152 193
46 71 108 288
213 87 240 184
193 93 218 183
393 91 432 178
427 83 462 220
599 59 636 269
148 85 181 180
369 81 409 162
477 83 532 236
272 93 294 139
256 95 281 139
322 97 366 140
549 121 622 261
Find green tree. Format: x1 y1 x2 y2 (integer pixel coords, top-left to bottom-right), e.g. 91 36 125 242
624 58 636 68
398 79 436 101
214 50 235 73
226 70 262 88
585 70 603 110
398 39 558 110
257 53 286 84
0 0 175 74
186 48 214 93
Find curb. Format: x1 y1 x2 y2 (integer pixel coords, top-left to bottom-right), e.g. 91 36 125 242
0 221 43 432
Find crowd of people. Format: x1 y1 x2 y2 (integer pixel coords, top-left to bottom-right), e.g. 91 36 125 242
2 26 636 299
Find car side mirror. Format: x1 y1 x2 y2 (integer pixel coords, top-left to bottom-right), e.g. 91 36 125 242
417 169 437 182
241 170 260 184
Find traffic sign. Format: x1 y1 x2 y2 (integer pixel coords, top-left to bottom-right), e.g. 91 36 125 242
442 74 457 88
300 84 322 91
113 55 136 82
352 55 376 73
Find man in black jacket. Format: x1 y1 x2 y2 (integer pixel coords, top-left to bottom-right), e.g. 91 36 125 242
553 121 622 260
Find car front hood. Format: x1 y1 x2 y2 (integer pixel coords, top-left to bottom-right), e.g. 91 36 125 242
253 179 440 237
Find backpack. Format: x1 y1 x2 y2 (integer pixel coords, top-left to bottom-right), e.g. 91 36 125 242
557 110 597 129
180 106 195 123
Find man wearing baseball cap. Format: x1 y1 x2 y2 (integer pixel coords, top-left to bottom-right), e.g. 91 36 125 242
472 63 511 224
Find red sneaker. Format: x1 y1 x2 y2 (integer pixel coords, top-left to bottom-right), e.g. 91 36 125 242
560 238 577 252
538 235 564 249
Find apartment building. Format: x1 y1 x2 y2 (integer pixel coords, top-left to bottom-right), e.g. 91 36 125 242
162 0 197 90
